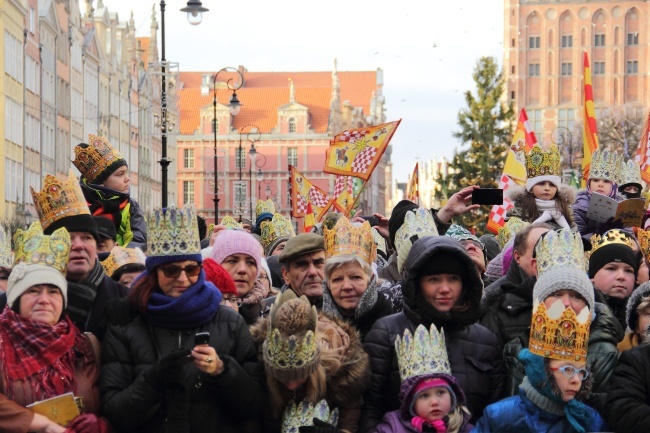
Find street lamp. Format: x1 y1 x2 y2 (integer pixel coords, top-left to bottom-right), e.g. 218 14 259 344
212 68 244 223
236 125 261 222
180 0 209 25
248 144 257 220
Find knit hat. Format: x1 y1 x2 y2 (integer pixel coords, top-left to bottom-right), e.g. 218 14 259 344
388 200 420 247
588 229 638 278
94 216 117 241
409 377 457 418
260 257 273 287
626 282 650 332
445 224 482 246
6 264 68 308
211 229 263 278
145 206 203 272
417 255 465 279
202 258 237 297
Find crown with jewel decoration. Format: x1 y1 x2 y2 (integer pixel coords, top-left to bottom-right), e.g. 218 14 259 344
395 207 439 273
588 228 636 260
323 217 376 264
395 324 451 382
621 160 643 187
588 148 623 184
529 298 591 362
12 221 70 273
261 214 296 254
31 170 91 232
497 217 530 249
281 399 339 433
634 227 650 259
220 216 243 229
101 246 146 277
526 144 561 179
72 134 125 183
534 228 587 278
147 206 201 257
256 199 276 220
0 225 12 268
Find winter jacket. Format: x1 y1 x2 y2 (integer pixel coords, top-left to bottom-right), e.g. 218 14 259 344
360 237 505 433
506 184 577 230
100 299 265 433
0 394 33 433
605 342 650 432
572 189 632 240
480 259 535 349
503 302 622 413
375 411 473 433
471 388 605 433
594 289 629 334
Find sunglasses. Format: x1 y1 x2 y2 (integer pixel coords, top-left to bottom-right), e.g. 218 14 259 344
549 365 589 381
158 263 202 279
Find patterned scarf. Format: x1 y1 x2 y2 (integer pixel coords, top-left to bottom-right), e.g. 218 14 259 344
0 307 76 401
66 260 105 330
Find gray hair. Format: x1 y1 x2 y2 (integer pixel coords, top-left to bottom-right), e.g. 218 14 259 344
324 254 373 283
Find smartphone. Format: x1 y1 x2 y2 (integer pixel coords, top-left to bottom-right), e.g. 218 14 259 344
194 332 210 346
471 188 503 206
360 215 379 227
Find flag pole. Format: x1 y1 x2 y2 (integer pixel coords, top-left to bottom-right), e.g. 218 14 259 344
347 179 369 217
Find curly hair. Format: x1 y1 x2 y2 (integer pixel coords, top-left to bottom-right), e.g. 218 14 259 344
543 358 592 402
518 190 574 227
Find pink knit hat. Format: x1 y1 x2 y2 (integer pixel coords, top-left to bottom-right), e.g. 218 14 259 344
211 229 263 278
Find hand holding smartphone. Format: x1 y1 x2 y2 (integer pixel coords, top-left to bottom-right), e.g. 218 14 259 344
194 332 210 346
471 188 503 206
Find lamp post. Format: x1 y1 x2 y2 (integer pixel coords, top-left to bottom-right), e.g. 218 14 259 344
236 125 261 222
248 144 257 220
212 68 243 223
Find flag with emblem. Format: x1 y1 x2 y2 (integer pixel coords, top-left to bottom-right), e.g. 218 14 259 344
332 175 355 213
304 203 316 233
503 109 538 184
635 111 650 183
406 163 419 202
582 51 599 186
487 174 517 234
324 120 401 181
289 165 332 220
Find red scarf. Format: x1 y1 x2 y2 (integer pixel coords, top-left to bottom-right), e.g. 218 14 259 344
0 307 76 401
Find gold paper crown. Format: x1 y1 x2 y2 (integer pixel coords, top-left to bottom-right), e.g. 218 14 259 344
621 160 643 187
256 199 276 220
526 144 561 179
634 227 650 259
31 170 91 231
529 299 591 362
261 214 296 253
282 399 339 433
12 221 70 273
323 217 376 264
395 324 451 382
147 206 201 257
72 134 124 183
220 216 243 229
534 228 587 278
395 207 439 273
0 225 12 268
588 228 636 259
497 217 530 249
589 148 623 184
101 246 146 277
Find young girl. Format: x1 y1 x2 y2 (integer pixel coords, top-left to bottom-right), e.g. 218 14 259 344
506 144 576 230
375 325 472 433
73 134 147 249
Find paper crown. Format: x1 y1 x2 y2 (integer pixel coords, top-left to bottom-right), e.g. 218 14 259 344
621 160 643 187
497 217 530 249
395 324 451 382
589 148 623 184
147 206 201 257
256 199 276 219
31 170 91 232
72 134 125 183
0 225 12 268
588 228 636 259
634 227 650 259
220 216 243 229
101 246 146 277
261 214 296 252
529 298 591 362
526 144 561 179
535 228 587 278
12 221 70 273
323 217 376 264
395 207 439 273
281 399 339 433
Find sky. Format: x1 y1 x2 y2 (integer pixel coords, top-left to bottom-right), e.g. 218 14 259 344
87 0 504 183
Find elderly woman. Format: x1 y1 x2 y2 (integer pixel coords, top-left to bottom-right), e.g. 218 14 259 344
322 217 394 340
100 207 264 433
359 236 504 433
0 222 105 433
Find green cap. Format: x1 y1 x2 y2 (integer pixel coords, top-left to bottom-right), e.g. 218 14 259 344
279 233 324 264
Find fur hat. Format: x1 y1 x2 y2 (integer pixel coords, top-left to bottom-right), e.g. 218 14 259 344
626 282 650 333
6 263 67 308
211 229 263 278
202 258 237 297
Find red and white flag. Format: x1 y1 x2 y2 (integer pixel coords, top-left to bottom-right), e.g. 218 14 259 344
487 174 517 234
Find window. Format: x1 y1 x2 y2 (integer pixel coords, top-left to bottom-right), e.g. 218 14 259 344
5 97 23 145
627 32 639 45
593 62 605 75
529 109 543 139
528 64 540 76
558 109 575 130
529 36 540 49
183 181 195 204
627 60 639 74
288 147 298 167
510 91 515 100
236 147 245 169
211 118 218 133
29 8 35 33
511 38 515 47
288 117 296 133
594 34 605 46
4 159 23 203
184 148 194 168
4 31 23 82
561 63 573 76
561 35 573 47
511 65 515 74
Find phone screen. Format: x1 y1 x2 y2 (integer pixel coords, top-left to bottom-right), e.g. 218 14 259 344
471 189 503 206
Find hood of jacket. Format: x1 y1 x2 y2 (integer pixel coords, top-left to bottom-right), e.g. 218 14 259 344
401 236 483 330
398 373 467 418
590 302 625 345
626 284 650 332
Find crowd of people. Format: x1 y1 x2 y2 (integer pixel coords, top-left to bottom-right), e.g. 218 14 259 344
2 137 650 432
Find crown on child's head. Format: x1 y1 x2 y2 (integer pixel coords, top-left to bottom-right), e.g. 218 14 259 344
526 144 561 179
497 217 530 249
220 216 242 230
147 206 201 257
621 160 643 187
102 246 145 277
589 148 623 184
323 217 376 264
31 170 91 232
634 227 650 259
395 324 451 382
394 207 439 273
0 224 13 269
261 214 296 252
535 228 587 278
73 134 125 183
256 199 276 219
13 221 70 273
281 399 339 433
588 228 636 259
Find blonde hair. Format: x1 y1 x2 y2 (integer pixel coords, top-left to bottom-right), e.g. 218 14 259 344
446 405 471 433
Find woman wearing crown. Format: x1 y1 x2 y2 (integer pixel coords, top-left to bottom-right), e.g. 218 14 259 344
0 222 108 433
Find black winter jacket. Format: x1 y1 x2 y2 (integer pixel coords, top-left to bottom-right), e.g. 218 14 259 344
100 299 265 433
359 237 504 433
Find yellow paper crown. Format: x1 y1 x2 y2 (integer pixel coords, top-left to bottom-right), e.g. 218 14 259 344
588 228 636 259
395 324 451 382
256 199 276 220
101 246 146 277
147 206 201 257
529 299 591 362
589 148 623 184
220 216 243 229
622 160 643 187
72 134 125 183
261 214 296 253
282 399 339 433
535 228 587 278
323 217 376 264
394 207 439 273
12 221 70 273
31 170 91 231
497 217 530 249
0 225 12 268
526 144 561 179
634 227 650 259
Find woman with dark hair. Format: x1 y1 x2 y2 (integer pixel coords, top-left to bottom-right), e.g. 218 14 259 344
100 206 264 433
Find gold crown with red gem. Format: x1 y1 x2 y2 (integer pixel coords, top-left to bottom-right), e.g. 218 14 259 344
73 134 125 183
323 216 376 264
31 170 91 232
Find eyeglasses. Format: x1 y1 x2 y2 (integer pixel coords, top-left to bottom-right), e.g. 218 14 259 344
158 263 202 279
221 296 242 306
460 240 484 251
259 275 269 280
549 365 589 381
